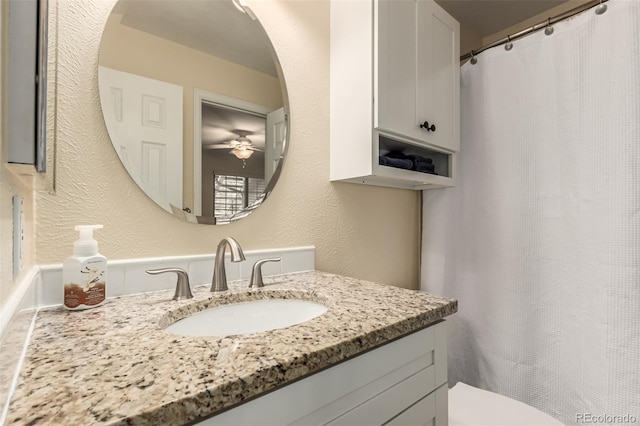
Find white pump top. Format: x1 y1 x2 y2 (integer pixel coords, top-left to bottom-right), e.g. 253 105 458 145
73 225 103 256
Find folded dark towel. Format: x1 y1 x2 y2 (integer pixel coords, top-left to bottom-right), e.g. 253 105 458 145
414 158 436 174
379 156 413 170
385 150 411 160
380 151 437 174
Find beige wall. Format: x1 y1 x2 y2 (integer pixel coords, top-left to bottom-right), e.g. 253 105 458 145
459 20 483 57
100 12 283 212
0 145 37 316
34 0 421 290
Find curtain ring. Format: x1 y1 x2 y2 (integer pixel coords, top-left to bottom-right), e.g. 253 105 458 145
505 35 513 51
595 0 607 15
544 17 554 35
470 51 478 65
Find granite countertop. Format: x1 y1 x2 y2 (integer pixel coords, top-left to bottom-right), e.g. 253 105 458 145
6 271 457 425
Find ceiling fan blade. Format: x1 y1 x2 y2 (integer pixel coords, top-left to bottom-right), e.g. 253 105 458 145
204 144 235 150
218 136 239 143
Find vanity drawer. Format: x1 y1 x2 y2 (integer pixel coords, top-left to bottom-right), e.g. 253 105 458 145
386 383 448 426
201 321 447 425
326 362 435 425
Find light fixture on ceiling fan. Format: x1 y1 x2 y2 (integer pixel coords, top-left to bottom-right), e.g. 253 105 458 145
205 131 262 167
232 147 253 159
230 134 255 160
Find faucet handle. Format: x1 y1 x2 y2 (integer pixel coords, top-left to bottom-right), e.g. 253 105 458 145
146 268 193 301
249 258 281 288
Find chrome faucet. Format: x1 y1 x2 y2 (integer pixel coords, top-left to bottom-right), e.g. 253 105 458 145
211 237 246 292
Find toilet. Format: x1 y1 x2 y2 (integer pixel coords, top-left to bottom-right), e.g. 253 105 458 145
448 382 565 426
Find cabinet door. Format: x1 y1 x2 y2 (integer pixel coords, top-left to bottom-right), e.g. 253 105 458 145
416 0 460 151
375 0 459 152
375 0 417 137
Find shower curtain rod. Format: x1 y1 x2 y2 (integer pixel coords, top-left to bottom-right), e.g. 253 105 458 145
460 0 609 61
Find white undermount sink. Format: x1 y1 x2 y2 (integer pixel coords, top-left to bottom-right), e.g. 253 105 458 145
165 299 328 337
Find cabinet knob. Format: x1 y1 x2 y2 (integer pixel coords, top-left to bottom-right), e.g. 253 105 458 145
420 121 436 132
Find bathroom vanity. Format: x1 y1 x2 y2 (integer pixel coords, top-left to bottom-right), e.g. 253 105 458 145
5 271 456 425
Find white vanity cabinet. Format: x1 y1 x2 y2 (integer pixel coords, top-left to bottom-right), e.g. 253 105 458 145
200 321 448 425
330 0 460 190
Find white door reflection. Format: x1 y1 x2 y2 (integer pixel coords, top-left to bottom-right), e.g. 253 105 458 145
99 66 183 212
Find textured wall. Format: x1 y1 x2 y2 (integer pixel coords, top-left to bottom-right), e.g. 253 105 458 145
0 161 36 314
35 0 421 289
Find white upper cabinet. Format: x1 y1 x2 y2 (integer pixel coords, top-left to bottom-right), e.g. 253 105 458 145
331 0 460 190
376 0 460 151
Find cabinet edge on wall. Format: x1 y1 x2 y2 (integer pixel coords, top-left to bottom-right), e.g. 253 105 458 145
5 0 48 173
329 0 374 182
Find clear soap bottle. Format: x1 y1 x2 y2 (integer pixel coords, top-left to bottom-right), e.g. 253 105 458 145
63 225 107 310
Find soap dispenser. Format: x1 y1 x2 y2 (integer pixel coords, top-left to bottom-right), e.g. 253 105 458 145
63 225 107 310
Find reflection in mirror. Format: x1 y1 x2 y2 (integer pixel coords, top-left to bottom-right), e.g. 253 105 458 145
98 0 288 224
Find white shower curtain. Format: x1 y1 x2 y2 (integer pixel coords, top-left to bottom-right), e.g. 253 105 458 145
421 1 640 424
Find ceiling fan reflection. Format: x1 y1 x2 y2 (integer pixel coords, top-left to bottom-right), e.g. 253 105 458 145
204 131 263 166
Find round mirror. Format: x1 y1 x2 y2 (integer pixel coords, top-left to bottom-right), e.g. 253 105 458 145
98 0 289 225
